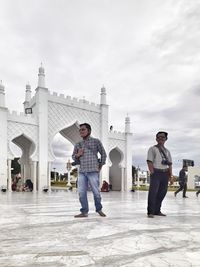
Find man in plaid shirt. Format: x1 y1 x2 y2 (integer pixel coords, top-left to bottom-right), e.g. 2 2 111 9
72 123 107 218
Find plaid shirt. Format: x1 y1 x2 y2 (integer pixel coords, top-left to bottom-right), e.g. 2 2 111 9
72 136 107 172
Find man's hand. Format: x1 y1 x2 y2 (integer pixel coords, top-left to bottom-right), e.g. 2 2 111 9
76 148 84 158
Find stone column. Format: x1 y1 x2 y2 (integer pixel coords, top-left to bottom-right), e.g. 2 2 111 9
48 162 51 191
100 86 109 184
121 167 125 192
7 159 12 192
0 91 8 188
33 161 37 192
125 116 133 191
35 65 49 191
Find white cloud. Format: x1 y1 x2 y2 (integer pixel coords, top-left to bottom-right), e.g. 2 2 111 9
1 0 200 175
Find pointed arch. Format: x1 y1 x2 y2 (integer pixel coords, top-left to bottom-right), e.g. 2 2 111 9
10 133 36 160
49 121 81 160
109 147 124 191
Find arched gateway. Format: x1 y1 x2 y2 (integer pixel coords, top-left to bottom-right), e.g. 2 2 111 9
0 65 132 192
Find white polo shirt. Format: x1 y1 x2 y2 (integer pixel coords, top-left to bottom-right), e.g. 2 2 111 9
147 146 172 169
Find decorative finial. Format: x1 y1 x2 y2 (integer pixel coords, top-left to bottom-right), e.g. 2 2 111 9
39 62 45 74
125 115 131 133
101 85 106 93
38 63 46 88
0 80 5 107
100 85 107 105
26 83 31 91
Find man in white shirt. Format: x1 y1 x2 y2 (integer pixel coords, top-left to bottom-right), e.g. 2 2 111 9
147 131 173 218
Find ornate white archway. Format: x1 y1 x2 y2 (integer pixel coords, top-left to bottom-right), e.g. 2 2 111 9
0 65 133 191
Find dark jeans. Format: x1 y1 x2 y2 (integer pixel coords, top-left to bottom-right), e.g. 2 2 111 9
147 171 169 215
196 189 200 195
175 182 187 197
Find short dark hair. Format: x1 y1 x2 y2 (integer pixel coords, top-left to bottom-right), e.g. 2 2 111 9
79 123 91 132
156 131 168 139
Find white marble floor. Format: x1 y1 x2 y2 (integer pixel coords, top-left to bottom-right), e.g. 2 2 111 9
0 189 200 267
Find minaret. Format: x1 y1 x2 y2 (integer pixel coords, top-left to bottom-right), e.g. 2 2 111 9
100 85 107 105
23 83 32 111
100 85 109 183
0 80 5 107
35 63 49 191
37 63 45 88
124 114 132 190
125 114 131 133
25 83 32 102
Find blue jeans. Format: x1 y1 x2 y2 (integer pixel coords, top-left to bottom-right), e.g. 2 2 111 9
78 172 103 214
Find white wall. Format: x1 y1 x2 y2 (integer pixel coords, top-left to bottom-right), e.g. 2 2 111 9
187 166 200 189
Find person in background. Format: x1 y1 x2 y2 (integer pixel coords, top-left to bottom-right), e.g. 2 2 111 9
101 180 109 192
196 189 200 197
72 123 107 218
174 166 188 198
147 131 173 218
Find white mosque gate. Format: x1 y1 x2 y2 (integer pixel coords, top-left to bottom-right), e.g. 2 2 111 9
0 65 133 192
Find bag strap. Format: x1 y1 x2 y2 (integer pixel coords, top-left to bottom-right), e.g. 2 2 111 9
154 145 169 161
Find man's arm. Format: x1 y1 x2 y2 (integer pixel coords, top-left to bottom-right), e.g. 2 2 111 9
72 144 84 161
97 140 107 167
147 147 154 174
147 160 154 174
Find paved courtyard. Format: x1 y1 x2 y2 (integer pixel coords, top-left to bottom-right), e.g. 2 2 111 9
0 189 200 267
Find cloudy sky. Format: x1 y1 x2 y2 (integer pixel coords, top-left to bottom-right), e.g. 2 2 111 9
1 0 200 175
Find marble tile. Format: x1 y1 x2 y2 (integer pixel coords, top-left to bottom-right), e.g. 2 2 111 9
0 190 200 266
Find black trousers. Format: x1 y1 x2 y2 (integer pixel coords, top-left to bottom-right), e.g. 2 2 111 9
175 182 187 197
147 171 169 215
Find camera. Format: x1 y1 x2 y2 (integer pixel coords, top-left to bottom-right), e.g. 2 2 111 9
161 159 170 165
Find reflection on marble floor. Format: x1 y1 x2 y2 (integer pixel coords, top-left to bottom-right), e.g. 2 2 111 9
0 190 200 267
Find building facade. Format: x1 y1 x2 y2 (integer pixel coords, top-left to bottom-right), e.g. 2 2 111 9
0 65 133 192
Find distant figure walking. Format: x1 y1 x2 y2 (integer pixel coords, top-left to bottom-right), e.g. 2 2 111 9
174 166 188 198
196 189 200 197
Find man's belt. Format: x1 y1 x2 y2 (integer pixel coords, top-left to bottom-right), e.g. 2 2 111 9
154 168 169 173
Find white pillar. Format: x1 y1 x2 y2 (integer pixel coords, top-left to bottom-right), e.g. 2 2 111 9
0 106 8 189
100 86 109 183
125 116 133 191
23 164 26 184
137 168 140 188
35 65 48 191
7 159 12 192
48 162 51 191
67 171 71 187
121 167 125 192
33 161 37 192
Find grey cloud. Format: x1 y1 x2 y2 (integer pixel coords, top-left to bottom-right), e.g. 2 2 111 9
1 0 200 175
152 0 200 66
